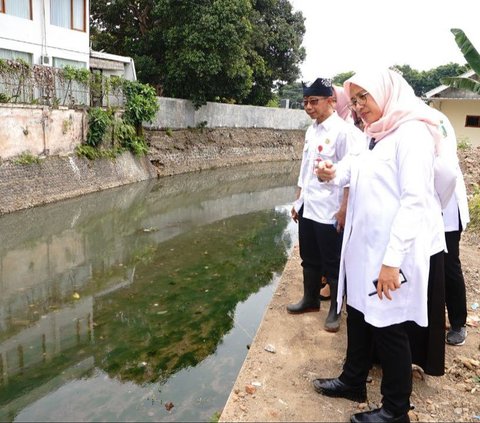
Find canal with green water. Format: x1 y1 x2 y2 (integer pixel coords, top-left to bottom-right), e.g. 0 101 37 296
0 161 300 422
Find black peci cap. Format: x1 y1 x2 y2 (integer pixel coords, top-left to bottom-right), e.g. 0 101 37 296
302 78 333 97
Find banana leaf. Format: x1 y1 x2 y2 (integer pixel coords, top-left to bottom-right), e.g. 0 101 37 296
451 28 480 75
440 76 480 94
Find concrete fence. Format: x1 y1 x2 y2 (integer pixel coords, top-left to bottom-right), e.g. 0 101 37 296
146 97 312 130
0 98 311 160
0 104 86 160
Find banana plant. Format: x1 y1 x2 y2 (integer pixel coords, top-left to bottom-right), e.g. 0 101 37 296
441 28 480 94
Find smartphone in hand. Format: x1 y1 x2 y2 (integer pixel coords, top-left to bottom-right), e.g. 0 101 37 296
368 269 407 297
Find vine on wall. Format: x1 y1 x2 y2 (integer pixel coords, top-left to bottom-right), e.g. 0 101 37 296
0 59 159 159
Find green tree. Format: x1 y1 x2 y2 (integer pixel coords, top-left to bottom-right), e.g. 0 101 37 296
441 28 480 94
90 0 306 107
391 65 424 95
158 0 253 107
391 63 468 96
243 0 306 105
332 72 354 86
90 0 164 89
278 81 303 109
423 62 470 94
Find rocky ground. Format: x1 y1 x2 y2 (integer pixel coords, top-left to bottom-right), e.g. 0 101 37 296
219 145 480 422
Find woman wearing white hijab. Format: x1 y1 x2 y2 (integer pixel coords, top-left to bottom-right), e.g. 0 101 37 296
312 68 450 423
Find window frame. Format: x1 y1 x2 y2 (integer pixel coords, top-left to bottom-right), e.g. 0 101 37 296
0 0 33 19
465 115 480 128
50 0 86 32
71 0 86 32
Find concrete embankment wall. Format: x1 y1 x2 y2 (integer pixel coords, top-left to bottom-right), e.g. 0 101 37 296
0 154 158 215
146 127 304 177
0 98 307 215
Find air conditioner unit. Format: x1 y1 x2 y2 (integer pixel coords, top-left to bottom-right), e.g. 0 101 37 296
41 55 50 65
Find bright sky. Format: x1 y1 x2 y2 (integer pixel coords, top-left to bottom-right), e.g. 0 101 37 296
288 0 480 82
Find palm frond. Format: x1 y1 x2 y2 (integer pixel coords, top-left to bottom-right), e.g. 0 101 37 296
440 76 480 94
451 28 480 75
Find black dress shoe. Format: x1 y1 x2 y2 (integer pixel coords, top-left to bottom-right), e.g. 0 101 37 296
313 377 367 402
350 407 410 423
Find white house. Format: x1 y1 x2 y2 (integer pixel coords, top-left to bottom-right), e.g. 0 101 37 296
0 0 135 80
425 70 480 147
0 0 90 68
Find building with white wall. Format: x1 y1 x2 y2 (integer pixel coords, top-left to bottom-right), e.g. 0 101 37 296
0 0 90 68
425 70 480 147
0 0 135 80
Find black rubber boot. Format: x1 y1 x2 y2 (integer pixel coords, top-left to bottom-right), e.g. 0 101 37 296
324 278 341 332
286 268 321 314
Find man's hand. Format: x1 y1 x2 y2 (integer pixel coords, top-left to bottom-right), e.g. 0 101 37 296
291 206 299 223
334 207 346 232
315 160 336 181
334 187 349 232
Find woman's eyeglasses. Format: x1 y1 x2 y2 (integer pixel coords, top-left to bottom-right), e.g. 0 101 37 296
347 91 369 110
303 97 327 107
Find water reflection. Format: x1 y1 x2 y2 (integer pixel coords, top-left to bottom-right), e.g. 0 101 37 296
0 161 300 422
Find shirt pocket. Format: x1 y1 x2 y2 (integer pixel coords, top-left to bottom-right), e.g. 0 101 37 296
319 140 336 160
366 143 397 185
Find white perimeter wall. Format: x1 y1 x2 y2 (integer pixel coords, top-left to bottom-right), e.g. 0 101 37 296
148 97 313 131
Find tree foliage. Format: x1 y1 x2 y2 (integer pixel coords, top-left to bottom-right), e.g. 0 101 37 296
277 81 303 109
90 0 306 107
332 72 354 86
243 0 305 105
441 28 480 95
393 62 469 96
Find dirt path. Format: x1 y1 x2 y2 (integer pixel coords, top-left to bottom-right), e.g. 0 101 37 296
219 239 480 422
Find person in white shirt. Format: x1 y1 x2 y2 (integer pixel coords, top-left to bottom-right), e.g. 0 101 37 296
313 68 454 423
317 86 364 303
287 77 365 333
437 113 470 346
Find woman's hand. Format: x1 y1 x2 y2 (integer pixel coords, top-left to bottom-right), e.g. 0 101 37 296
375 265 402 300
315 160 336 181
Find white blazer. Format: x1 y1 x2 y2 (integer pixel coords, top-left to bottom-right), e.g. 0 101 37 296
332 121 444 328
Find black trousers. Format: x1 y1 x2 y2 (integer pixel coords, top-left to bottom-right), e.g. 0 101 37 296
340 306 412 416
445 229 467 328
298 206 342 280
405 252 445 376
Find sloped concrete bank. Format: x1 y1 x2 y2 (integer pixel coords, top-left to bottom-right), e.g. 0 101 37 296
146 128 304 177
0 153 157 215
0 128 304 215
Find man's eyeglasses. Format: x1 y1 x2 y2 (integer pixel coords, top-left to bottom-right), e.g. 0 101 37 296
347 91 369 110
303 97 327 107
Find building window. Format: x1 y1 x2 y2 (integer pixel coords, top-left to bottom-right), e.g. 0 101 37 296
465 115 480 128
53 57 88 105
50 0 86 31
0 0 32 19
0 48 34 103
52 57 86 69
0 48 33 64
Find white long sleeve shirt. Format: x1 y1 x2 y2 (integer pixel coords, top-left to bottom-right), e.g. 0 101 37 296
333 121 444 328
294 112 366 223
438 117 470 232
